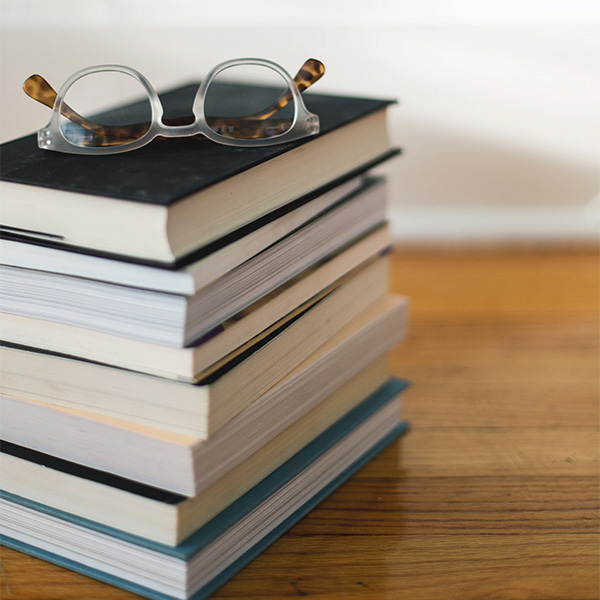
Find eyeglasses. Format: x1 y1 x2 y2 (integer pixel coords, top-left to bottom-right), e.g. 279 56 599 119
23 58 325 155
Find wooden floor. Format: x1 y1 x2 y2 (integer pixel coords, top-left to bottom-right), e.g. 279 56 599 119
2 248 599 600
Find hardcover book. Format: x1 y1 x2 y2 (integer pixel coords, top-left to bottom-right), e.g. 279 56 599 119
0 82 398 263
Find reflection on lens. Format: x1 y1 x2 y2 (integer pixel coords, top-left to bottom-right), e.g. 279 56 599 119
59 71 152 147
204 65 295 140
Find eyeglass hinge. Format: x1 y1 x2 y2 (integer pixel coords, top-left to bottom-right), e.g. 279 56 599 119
305 116 319 133
38 130 53 147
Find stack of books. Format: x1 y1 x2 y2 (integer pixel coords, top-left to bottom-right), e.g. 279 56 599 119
0 75 410 599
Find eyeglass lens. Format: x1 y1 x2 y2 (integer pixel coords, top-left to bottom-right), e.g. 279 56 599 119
204 64 296 140
59 71 153 148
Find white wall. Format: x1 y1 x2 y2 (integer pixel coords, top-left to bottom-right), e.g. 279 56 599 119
1 0 598 242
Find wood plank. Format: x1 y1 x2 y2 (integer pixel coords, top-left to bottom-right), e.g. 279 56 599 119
392 318 598 428
399 378 598 428
389 249 599 318
358 428 598 478
292 476 599 535
214 535 599 600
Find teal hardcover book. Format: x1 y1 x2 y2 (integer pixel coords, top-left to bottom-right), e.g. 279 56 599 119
1 378 410 600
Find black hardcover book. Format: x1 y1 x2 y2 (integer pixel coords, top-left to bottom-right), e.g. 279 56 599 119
1 82 398 264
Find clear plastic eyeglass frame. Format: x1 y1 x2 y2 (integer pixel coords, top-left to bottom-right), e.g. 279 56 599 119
24 58 324 155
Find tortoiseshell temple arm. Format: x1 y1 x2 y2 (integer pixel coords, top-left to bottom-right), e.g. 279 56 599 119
247 58 325 120
22 58 325 145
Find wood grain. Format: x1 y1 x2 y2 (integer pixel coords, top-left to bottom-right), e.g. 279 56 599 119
2 247 598 600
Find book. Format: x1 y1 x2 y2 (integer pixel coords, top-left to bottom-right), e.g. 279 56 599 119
0 239 390 382
1 288 407 437
0 378 410 600
0 181 389 347
0 82 397 264
0 358 391 546
0 175 365 294
1 296 408 495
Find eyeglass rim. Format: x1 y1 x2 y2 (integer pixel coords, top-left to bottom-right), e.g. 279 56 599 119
38 58 320 155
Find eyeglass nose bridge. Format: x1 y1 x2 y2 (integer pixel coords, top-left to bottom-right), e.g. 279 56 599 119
156 121 202 138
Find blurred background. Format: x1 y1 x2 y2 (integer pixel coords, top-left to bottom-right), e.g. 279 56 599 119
1 0 598 244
